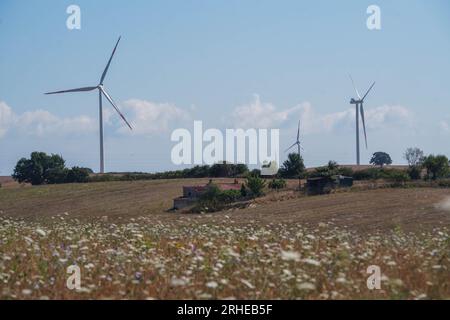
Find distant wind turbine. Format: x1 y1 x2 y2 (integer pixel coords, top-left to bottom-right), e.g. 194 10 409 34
285 120 303 156
349 75 375 166
45 36 132 173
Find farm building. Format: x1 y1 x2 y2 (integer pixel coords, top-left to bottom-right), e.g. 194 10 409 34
173 181 241 210
306 175 353 195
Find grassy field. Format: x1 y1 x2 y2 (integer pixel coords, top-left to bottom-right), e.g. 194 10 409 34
0 178 449 299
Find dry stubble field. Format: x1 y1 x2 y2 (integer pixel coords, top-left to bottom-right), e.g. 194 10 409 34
0 178 449 299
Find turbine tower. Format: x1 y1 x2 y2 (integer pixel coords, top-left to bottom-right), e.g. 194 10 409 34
349 76 375 166
45 36 132 173
285 120 303 156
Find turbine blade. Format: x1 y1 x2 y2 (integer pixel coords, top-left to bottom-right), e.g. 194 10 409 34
360 104 368 149
297 120 300 142
349 75 361 99
100 87 133 130
285 142 297 153
362 81 376 101
45 86 97 95
100 36 121 85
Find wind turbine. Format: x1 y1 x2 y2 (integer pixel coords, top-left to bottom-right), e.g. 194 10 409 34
45 36 132 174
285 120 303 156
349 76 375 166
285 120 304 190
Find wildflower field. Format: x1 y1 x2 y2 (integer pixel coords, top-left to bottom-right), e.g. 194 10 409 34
0 180 449 299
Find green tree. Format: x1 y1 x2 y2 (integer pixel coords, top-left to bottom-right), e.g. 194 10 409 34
423 155 449 180
246 175 266 197
279 153 305 178
12 152 65 185
370 152 392 167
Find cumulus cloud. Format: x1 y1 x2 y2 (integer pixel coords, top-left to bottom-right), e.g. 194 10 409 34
231 95 413 134
15 110 96 136
0 101 14 138
0 101 96 138
232 94 301 128
0 99 190 138
118 99 190 135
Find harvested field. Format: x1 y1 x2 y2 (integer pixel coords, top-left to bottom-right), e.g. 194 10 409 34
1 179 450 233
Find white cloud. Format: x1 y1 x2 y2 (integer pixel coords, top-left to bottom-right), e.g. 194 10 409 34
231 96 413 134
0 101 96 138
118 99 190 135
15 110 96 136
0 99 191 138
0 101 14 138
232 94 301 128
365 105 413 129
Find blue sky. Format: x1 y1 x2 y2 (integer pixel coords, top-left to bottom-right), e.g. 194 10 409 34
1 0 449 174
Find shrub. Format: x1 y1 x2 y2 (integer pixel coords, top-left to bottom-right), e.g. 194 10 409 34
240 183 248 197
46 168 69 184
217 190 241 203
193 185 243 212
407 166 422 180
386 170 410 186
246 175 266 197
268 178 287 190
352 168 381 180
66 167 90 183
423 155 449 180
336 167 354 177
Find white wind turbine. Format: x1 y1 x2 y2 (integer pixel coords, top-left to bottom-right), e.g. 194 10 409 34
45 36 132 173
349 75 375 166
285 120 303 156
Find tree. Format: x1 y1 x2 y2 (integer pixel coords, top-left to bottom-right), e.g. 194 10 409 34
370 152 392 167
12 152 65 185
279 153 305 178
246 175 266 197
404 147 425 167
422 155 449 180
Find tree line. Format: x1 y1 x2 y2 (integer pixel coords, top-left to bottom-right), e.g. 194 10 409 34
10 147 450 186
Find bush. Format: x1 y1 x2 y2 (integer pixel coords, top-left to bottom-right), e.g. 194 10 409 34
217 189 241 203
240 183 248 197
386 170 410 186
351 168 379 180
268 179 287 190
423 155 449 180
66 167 90 183
246 175 266 197
46 168 69 184
193 185 243 213
407 166 422 180
336 167 354 177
